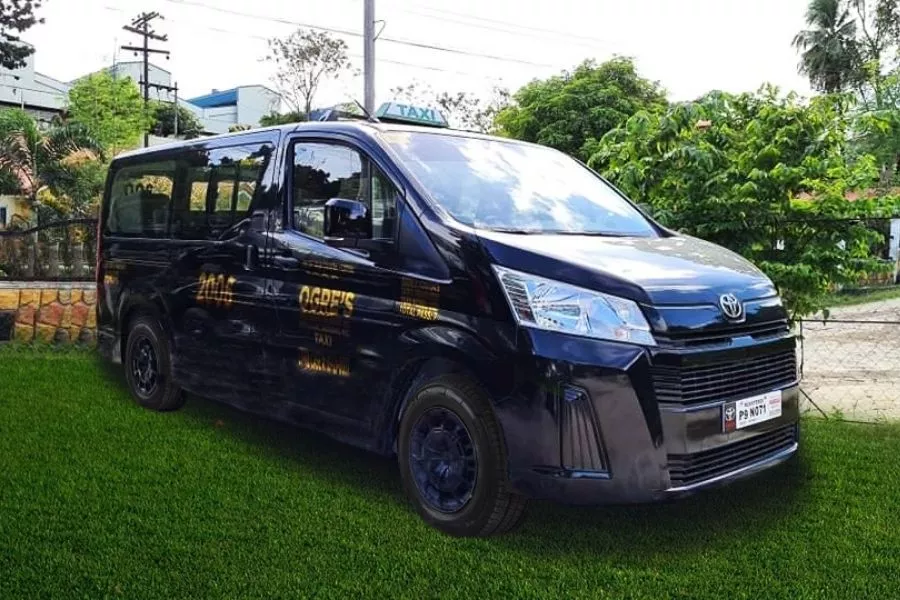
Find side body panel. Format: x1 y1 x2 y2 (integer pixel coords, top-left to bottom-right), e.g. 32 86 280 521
98 130 282 410
265 128 521 452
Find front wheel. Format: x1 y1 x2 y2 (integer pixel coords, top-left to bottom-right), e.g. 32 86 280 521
398 374 527 537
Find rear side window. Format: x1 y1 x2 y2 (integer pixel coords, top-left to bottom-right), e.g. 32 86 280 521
105 142 272 240
106 161 176 238
171 144 272 241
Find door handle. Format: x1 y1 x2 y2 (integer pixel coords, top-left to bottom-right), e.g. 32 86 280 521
244 245 259 270
272 252 301 269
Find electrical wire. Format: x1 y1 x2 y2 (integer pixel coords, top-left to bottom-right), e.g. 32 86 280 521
378 1 616 50
161 0 562 68
109 8 511 83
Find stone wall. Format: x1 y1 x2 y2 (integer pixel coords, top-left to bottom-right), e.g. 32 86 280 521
0 282 96 344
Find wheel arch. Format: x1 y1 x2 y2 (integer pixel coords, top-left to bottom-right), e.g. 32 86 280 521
117 292 174 363
373 326 517 456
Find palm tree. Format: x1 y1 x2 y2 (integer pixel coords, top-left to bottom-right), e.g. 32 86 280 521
0 110 101 225
793 0 860 93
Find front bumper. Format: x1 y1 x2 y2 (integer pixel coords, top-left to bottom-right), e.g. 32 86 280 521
494 329 800 504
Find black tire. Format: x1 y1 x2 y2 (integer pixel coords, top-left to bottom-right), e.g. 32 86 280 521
123 316 184 412
398 374 527 537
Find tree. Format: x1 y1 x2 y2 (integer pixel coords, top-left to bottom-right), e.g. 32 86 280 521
266 29 351 117
793 0 900 97
389 82 509 133
794 0 900 184
792 0 860 93
151 101 203 139
36 148 107 218
593 87 892 317
0 107 32 194
0 109 103 220
847 1 900 184
494 57 667 162
0 0 43 70
67 72 151 154
852 67 900 186
259 110 306 126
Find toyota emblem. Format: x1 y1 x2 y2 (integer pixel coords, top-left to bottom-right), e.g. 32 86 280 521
719 294 744 320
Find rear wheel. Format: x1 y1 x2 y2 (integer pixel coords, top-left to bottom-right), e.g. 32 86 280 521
398 374 527 537
124 316 184 411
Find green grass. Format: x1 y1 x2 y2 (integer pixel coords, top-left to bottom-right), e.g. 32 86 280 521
2 350 900 599
825 285 900 308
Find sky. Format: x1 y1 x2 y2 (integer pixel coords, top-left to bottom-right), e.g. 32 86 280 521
20 0 815 108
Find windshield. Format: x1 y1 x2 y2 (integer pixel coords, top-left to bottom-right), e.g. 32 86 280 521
383 131 656 236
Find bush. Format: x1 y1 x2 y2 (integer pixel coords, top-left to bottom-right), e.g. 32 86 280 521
593 87 895 317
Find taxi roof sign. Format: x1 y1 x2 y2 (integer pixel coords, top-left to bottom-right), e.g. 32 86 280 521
375 102 449 128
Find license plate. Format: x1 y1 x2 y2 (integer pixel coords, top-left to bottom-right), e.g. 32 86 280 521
722 390 782 432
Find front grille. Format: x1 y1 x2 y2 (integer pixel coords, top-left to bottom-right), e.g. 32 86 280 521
654 319 789 347
652 347 797 405
668 424 798 488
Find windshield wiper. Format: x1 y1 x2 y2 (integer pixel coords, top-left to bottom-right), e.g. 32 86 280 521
482 227 541 234
544 230 640 237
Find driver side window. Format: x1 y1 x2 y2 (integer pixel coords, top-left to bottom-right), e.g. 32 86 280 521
291 141 399 241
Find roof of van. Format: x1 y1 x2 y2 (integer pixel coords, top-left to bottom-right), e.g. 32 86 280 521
112 121 528 161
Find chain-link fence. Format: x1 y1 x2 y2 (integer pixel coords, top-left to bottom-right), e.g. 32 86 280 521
800 295 900 422
0 215 896 422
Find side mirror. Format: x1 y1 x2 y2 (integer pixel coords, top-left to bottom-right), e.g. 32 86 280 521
324 198 371 241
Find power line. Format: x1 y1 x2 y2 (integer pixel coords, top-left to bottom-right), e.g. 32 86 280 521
161 0 561 68
349 53 504 81
110 8 511 83
378 2 616 51
395 3 615 47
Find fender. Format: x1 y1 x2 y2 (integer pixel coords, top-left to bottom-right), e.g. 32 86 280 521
370 323 520 455
115 285 176 361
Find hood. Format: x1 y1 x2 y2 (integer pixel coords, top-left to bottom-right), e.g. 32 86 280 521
476 230 777 306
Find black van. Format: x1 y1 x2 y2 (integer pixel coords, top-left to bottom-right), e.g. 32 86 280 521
97 103 799 537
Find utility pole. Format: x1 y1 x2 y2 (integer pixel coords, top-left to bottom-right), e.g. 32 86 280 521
173 83 179 137
121 12 170 147
363 0 375 114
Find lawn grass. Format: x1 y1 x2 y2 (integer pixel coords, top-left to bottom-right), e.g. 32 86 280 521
825 285 900 308
2 349 900 599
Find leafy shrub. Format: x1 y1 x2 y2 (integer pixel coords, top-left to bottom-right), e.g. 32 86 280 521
593 87 895 317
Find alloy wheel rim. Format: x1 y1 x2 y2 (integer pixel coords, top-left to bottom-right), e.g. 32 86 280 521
409 407 478 513
131 337 159 398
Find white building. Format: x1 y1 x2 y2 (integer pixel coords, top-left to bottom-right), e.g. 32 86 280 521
0 48 280 134
105 61 176 103
0 47 70 124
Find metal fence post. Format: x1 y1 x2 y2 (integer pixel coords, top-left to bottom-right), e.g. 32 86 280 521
73 242 85 279
48 242 60 278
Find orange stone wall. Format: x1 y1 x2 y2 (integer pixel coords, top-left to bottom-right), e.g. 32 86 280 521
0 283 97 344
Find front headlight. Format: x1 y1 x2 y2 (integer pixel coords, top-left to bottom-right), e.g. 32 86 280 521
492 266 656 346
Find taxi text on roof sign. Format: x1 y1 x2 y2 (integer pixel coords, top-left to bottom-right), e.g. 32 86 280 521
375 102 449 128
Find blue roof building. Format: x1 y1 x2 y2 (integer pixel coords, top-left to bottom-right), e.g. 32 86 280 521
186 85 281 134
